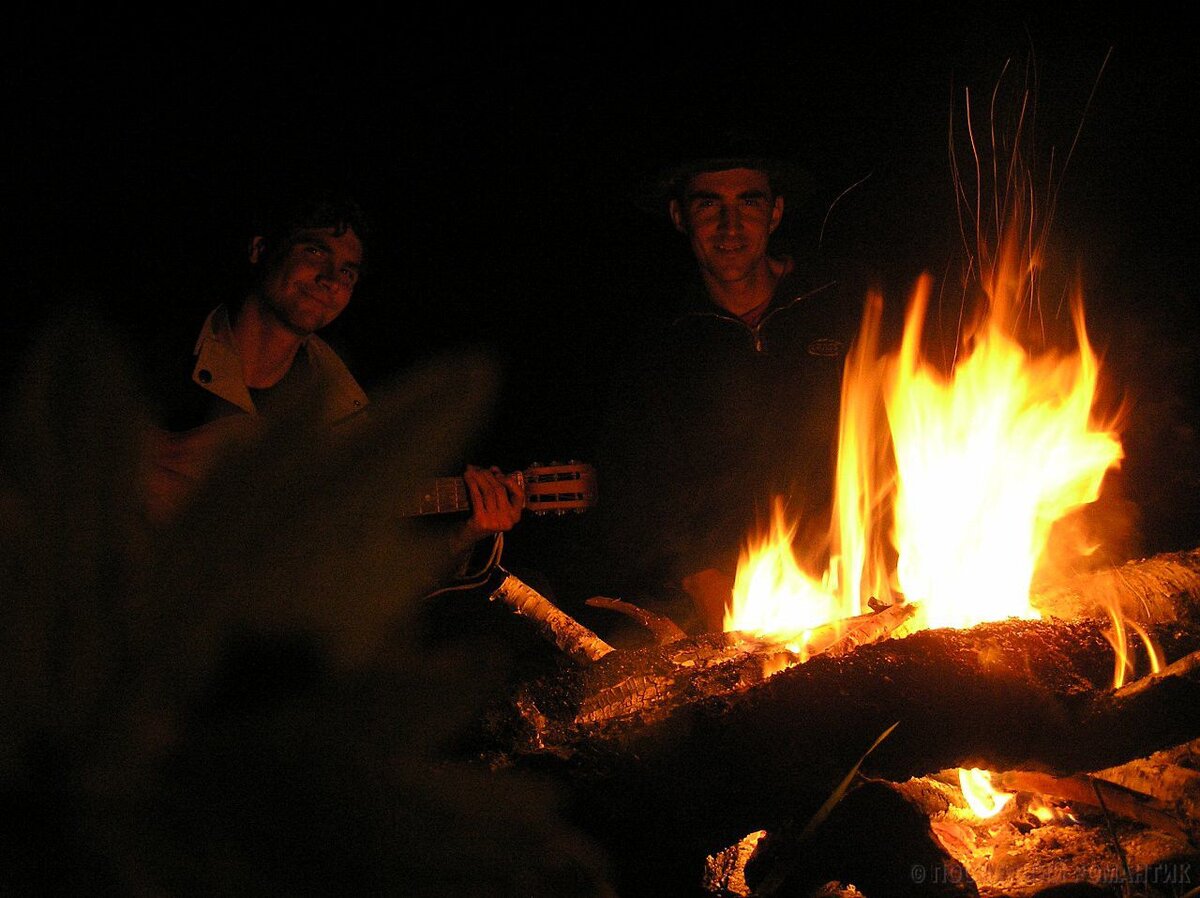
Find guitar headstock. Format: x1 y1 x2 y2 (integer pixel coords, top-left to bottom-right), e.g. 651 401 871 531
523 461 598 515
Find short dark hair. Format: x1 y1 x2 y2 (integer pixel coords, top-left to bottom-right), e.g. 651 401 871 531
253 186 371 253
239 186 371 297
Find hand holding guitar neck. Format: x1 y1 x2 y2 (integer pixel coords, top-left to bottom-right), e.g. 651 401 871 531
459 464 526 544
421 461 599 599
409 461 598 519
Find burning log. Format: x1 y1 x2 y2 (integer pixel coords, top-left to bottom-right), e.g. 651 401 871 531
1033 547 1200 625
742 780 981 898
1093 737 1200 840
994 770 1192 842
500 599 916 740
584 595 689 645
479 548 1200 897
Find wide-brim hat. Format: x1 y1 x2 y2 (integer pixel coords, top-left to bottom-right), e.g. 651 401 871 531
630 127 816 218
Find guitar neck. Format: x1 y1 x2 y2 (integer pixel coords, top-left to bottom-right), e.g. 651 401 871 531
407 461 596 518
412 476 472 516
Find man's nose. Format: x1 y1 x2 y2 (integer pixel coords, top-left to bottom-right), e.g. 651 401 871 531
717 204 743 232
316 263 351 292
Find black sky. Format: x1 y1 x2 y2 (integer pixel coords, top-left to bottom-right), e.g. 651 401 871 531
6 4 1199 549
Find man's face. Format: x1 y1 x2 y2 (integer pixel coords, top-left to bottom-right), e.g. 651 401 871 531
669 168 783 285
250 226 363 336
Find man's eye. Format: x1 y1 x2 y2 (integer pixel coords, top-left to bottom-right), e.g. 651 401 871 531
342 269 359 284
305 245 325 256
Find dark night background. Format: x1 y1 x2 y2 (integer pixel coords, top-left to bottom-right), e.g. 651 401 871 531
5 4 1198 559
3 6 1200 895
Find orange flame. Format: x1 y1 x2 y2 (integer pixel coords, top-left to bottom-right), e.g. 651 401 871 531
727 267 1123 636
1106 611 1165 688
725 499 844 649
958 768 1014 819
884 274 1122 630
727 70 1128 643
725 79 1147 829
721 157 1134 825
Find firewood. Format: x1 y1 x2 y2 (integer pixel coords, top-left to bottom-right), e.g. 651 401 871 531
584 596 689 644
995 771 1192 842
478 549 1200 896
1114 647 1200 699
488 568 615 664
485 616 1200 892
1032 548 1200 624
743 780 980 898
1093 737 1200 838
504 600 916 738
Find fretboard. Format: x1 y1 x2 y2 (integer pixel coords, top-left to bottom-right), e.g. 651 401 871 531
412 476 471 516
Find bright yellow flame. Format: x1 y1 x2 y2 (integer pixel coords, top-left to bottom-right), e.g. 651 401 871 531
1030 802 1056 824
885 275 1122 629
959 767 1014 819
1028 798 1075 824
725 499 843 648
727 255 1123 642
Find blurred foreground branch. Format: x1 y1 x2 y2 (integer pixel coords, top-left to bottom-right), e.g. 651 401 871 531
0 306 613 896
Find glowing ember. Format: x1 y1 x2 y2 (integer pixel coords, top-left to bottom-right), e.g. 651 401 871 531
1030 802 1056 824
959 767 1014 819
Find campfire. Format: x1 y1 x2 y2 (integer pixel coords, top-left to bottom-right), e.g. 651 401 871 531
481 78 1200 897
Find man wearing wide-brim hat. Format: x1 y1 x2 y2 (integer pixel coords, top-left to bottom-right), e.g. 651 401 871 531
597 129 857 633
634 133 815 327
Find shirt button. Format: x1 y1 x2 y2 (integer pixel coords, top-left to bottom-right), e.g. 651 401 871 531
197 369 212 384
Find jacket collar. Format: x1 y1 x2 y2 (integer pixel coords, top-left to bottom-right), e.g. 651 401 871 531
673 267 836 330
191 305 368 422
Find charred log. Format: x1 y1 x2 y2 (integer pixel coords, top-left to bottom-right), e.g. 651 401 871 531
994 771 1192 842
477 549 1200 897
744 780 980 898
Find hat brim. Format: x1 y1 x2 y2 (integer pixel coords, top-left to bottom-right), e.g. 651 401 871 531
630 156 815 218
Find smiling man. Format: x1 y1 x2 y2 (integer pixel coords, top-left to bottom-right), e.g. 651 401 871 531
668 166 788 326
143 187 523 557
588 132 857 633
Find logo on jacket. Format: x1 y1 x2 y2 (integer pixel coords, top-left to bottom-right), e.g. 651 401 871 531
808 337 845 358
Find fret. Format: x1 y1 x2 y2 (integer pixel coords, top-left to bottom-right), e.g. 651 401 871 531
408 462 595 518
439 476 469 514
417 476 471 515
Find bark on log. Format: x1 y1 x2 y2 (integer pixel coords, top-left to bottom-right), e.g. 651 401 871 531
1032 547 1200 624
480 549 1200 897
488 569 615 664
1094 736 1200 838
995 770 1192 841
